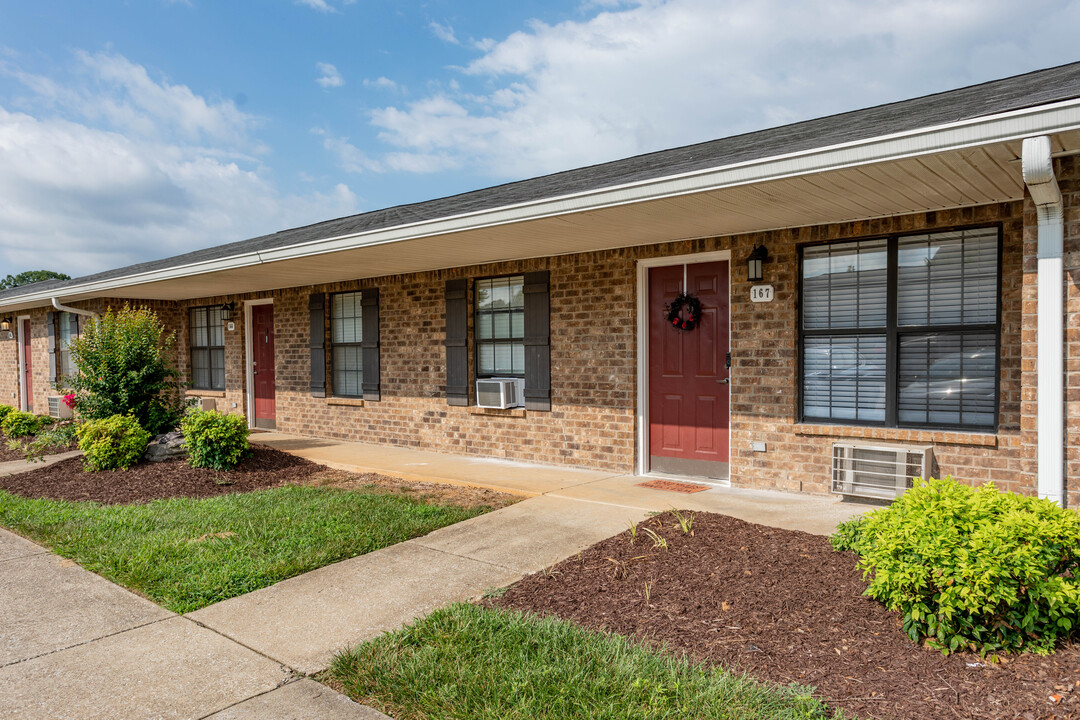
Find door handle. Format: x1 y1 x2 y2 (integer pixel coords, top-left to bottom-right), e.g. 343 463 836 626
717 377 730 384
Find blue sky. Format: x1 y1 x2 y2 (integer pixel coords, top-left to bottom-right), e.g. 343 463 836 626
1 0 1079 277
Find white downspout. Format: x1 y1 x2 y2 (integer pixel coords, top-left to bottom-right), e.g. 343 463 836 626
50 298 99 319
1021 136 1065 505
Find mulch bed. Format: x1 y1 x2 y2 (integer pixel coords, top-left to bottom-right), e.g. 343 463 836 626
0 443 521 510
0 445 327 504
492 512 1080 720
0 440 78 463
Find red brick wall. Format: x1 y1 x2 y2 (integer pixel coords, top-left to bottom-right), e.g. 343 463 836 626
6 193 1069 500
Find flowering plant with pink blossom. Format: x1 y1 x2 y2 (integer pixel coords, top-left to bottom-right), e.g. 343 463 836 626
62 393 76 410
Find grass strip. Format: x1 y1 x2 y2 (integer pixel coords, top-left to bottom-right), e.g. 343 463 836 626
326 603 849 720
0 485 489 613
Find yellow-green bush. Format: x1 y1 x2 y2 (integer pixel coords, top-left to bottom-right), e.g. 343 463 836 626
76 415 151 472
2 410 46 438
0 404 16 425
833 477 1080 656
180 410 249 470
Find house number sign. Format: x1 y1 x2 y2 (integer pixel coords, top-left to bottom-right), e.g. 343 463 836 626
750 284 774 303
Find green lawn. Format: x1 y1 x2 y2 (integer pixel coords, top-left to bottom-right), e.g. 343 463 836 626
326 603 849 720
0 486 491 613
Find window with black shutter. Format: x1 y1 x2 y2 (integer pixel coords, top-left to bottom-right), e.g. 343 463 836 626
800 226 1000 430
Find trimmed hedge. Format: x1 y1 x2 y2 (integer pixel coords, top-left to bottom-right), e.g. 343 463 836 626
180 410 249 471
2 410 46 438
833 477 1080 656
76 415 151 472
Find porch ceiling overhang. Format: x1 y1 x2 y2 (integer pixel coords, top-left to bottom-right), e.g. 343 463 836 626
3 100 1080 310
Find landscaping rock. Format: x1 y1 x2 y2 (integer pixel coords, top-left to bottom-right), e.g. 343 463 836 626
144 431 187 463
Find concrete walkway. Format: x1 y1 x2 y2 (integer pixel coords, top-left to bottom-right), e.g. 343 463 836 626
2 436 869 718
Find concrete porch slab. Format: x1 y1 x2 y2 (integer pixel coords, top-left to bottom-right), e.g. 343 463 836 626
411 494 649 575
0 551 173 667
550 475 869 536
0 617 290 720
206 679 392 720
253 432 617 496
0 528 46 563
188 540 521 675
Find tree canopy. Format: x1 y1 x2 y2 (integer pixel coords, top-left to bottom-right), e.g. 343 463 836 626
0 270 71 290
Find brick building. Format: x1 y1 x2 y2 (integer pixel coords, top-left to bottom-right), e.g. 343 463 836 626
1 64 1078 504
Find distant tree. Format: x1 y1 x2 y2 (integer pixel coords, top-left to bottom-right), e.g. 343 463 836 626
0 270 71 289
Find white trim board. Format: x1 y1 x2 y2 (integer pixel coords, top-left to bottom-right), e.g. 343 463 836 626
16 315 30 412
244 299 274 429
2 99 1079 308
635 250 732 479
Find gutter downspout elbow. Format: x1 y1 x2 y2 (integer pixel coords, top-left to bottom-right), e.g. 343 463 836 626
50 298 99 320
1022 136 1064 505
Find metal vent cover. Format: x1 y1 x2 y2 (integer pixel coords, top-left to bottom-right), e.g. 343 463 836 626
831 443 936 500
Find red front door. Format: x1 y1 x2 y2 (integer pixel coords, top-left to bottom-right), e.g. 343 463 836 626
21 319 32 412
251 304 276 429
648 261 730 479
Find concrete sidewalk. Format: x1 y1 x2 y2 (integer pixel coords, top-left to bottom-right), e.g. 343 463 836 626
2 434 868 718
256 432 866 536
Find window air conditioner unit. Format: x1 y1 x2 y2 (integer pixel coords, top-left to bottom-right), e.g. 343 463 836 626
475 378 525 409
47 396 73 420
831 443 936 501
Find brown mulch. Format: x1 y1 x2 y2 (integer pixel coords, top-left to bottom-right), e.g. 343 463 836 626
0 443 520 509
0 440 78 463
491 511 1080 720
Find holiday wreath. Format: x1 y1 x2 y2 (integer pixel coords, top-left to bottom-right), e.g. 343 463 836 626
665 292 702 331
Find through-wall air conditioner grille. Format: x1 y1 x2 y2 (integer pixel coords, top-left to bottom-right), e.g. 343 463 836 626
831 443 936 501
475 378 524 409
47 396 73 420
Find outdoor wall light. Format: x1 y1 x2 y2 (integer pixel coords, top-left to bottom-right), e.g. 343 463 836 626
0 317 11 333
220 302 235 321
747 244 769 282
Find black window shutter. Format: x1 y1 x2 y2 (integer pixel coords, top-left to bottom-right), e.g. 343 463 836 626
46 311 58 385
361 288 380 401
309 293 327 397
445 278 469 406
523 270 551 412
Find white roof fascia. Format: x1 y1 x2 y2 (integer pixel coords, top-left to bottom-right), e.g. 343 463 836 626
7 96 1080 307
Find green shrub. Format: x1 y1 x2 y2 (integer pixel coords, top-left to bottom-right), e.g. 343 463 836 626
0 404 16 424
76 415 151 472
1 410 46 438
67 306 189 435
840 477 1080 656
829 514 865 553
180 410 250 471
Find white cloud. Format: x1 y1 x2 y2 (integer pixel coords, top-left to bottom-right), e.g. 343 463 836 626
364 0 1080 179
428 21 460 45
315 62 344 88
0 54 359 275
295 0 336 12
363 76 400 92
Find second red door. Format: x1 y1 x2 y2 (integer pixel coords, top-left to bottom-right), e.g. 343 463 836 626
251 304 276 429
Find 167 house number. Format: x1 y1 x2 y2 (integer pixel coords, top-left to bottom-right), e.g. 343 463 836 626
750 284 774 303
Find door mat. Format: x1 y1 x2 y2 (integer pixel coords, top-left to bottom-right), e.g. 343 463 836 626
637 479 711 494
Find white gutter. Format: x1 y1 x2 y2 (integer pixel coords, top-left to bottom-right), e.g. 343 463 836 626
1 97 1079 309
1021 135 1065 506
51 298 99 319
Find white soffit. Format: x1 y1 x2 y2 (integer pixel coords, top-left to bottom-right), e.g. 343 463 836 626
5 108 1080 307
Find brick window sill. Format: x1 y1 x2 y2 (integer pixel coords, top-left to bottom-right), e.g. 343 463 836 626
186 389 226 398
467 406 527 418
793 423 997 448
327 397 364 407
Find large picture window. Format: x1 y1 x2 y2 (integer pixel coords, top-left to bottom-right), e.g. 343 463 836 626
57 312 79 381
189 306 225 390
800 227 1000 430
475 276 525 377
331 291 363 397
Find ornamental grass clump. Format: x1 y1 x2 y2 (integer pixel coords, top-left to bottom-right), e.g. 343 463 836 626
1 410 46 438
76 415 151 472
66 306 188 435
833 477 1080 656
180 410 249 471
